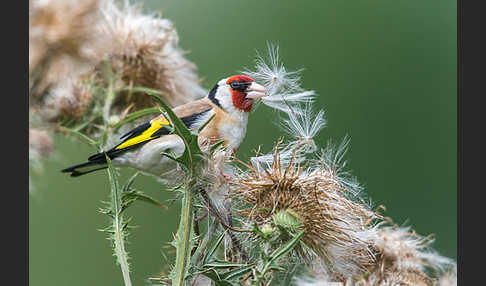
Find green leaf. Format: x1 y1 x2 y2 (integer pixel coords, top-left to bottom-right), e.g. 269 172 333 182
190 218 219 266
259 230 305 278
122 191 167 211
161 151 188 170
105 155 132 286
143 89 192 139
268 230 304 265
170 185 196 286
113 107 161 131
219 264 254 281
203 261 248 269
130 88 210 286
58 126 97 146
117 86 164 96
199 269 238 286
203 230 227 264
140 89 205 171
122 172 139 193
266 265 286 272
72 115 100 132
280 263 300 286
209 140 226 154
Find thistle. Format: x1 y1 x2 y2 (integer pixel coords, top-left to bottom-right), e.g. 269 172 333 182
354 223 456 286
29 0 106 101
29 5 457 285
29 0 206 136
97 1 206 110
230 142 380 281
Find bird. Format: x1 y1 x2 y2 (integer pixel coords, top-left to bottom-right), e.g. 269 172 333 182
61 75 268 179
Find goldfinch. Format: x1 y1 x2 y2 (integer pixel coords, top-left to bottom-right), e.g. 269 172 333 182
62 75 267 178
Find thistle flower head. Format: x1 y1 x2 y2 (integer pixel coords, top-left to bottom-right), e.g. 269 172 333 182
29 0 103 69
293 222 456 286
29 0 207 140
29 0 105 100
29 0 107 129
230 143 380 279
376 225 454 271
359 270 435 286
98 1 206 109
40 77 94 121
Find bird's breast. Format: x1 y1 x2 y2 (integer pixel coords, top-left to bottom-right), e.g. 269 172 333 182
218 120 247 151
199 110 248 152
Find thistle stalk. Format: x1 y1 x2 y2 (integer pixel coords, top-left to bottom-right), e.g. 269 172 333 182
173 178 196 286
100 64 133 286
143 89 205 286
106 156 133 286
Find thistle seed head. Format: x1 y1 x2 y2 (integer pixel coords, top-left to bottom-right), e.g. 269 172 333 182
355 223 456 286
29 0 207 141
29 0 106 99
279 102 326 145
244 43 316 114
41 78 94 121
97 1 206 110
244 43 303 96
230 142 380 279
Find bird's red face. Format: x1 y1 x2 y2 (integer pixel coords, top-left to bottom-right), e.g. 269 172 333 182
227 75 268 112
208 75 268 113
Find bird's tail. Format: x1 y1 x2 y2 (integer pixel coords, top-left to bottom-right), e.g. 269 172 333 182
61 161 108 177
61 148 127 177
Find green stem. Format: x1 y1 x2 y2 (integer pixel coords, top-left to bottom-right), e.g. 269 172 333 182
252 230 305 285
106 156 132 286
172 178 195 286
58 126 97 146
101 64 131 286
113 107 161 132
140 90 205 286
191 218 219 266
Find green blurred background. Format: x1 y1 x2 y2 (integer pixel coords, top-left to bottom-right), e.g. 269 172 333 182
29 0 456 285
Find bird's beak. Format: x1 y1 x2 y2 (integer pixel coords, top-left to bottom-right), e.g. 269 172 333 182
246 82 268 99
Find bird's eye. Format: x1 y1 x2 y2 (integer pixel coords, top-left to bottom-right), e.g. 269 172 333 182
229 81 239 89
229 81 248 92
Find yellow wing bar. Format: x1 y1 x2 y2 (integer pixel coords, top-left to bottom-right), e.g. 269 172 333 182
115 118 170 150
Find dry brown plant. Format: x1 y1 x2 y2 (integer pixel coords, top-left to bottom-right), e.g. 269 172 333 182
230 142 381 281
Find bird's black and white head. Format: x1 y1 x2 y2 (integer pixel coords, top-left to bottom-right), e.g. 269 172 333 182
208 75 268 113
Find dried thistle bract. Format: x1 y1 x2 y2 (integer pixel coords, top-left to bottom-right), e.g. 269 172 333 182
230 142 380 279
